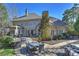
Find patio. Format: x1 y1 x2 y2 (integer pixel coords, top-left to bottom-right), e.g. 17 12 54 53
14 37 79 56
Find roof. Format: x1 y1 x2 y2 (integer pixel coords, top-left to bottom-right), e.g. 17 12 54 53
13 13 42 22
12 12 66 26
51 20 67 26
12 13 60 22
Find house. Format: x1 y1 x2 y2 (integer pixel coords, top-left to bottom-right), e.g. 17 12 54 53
9 9 67 38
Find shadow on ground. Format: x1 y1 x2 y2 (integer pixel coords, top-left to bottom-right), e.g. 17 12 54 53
20 47 27 55
55 53 66 56
20 47 38 56
20 47 67 56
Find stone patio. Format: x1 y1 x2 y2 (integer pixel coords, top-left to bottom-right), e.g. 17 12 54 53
14 37 79 56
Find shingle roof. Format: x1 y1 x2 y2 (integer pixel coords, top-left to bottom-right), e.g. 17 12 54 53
12 13 60 22
51 20 67 26
12 13 66 26
13 13 42 21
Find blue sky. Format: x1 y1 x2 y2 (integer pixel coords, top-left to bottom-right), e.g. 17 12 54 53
4 3 73 20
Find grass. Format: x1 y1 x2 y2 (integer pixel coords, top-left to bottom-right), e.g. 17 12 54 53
0 48 15 56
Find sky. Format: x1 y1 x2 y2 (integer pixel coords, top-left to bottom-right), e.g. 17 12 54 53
4 3 73 20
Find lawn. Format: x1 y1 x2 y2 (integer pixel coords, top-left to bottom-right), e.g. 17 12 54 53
0 48 15 56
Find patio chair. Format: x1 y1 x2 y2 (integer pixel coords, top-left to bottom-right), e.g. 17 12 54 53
25 37 33 44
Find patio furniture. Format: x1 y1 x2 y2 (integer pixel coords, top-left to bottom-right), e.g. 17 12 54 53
25 37 33 45
26 42 44 55
64 44 79 56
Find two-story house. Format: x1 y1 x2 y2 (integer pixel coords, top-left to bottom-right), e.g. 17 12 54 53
9 9 67 38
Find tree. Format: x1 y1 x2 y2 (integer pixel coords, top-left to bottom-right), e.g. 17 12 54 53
74 14 79 32
62 9 72 24
71 3 79 22
12 4 18 18
0 4 8 36
39 11 51 41
62 3 79 32
62 9 74 31
0 4 8 24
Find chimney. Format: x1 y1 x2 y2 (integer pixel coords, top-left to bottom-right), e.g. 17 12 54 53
42 11 49 17
25 9 28 16
42 11 49 22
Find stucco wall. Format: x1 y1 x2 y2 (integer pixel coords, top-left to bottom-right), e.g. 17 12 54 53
12 19 67 37
13 19 40 30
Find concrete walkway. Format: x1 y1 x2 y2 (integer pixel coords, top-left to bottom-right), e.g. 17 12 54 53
44 40 79 48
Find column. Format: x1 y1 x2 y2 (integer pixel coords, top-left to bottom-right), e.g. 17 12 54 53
15 26 18 37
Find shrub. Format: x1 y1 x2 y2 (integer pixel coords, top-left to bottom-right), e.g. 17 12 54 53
0 36 14 48
53 34 66 40
67 31 79 36
38 33 50 41
53 35 62 40
0 49 15 56
39 33 51 41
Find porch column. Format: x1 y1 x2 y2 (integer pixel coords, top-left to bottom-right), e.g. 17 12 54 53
51 30 53 39
15 26 19 37
26 30 28 36
29 30 32 37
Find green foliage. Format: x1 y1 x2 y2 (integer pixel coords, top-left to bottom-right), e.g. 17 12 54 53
62 9 72 23
56 35 62 40
62 9 75 32
0 4 8 25
0 36 14 48
53 35 64 40
0 4 9 36
74 15 79 32
39 11 51 41
0 49 15 56
40 33 51 41
62 4 79 32
66 30 79 36
0 36 15 56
